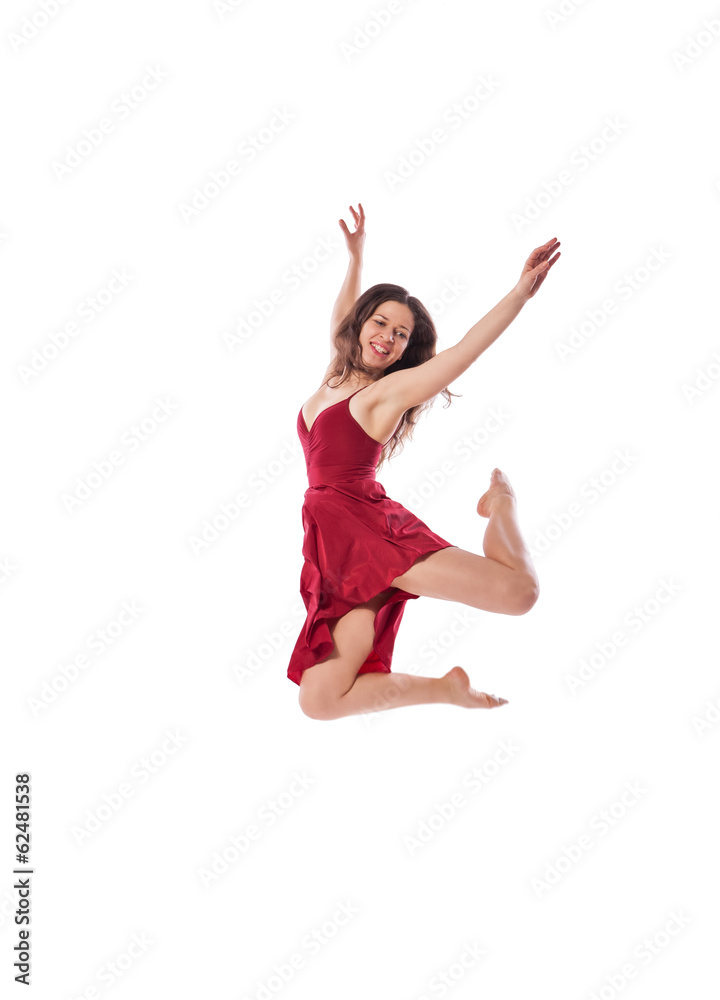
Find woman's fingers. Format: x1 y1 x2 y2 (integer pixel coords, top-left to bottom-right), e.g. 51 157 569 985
348 203 365 225
529 237 560 261
525 243 560 274
340 204 366 240
541 250 560 269
345 203 365 234
514 238 561 298
535 252 557 271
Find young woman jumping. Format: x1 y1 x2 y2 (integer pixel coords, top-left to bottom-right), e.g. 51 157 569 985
288 203 560 721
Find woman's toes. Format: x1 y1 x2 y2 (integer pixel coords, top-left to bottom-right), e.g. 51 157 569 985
477 468 517 517
444 667 508 709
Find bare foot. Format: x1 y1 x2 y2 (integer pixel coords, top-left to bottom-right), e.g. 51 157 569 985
443 666 508 709
477 467 516 518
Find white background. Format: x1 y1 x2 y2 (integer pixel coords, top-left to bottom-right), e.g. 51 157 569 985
2 0 719 997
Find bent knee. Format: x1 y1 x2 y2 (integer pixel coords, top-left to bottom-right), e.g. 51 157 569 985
507 574 540 616
298 687 339 721
503 573 540 615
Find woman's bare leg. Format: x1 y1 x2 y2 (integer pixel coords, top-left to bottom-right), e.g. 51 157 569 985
387 468 539 616
478 468 538 581
298 600 507 721
329 666 507 719
297 469 534 721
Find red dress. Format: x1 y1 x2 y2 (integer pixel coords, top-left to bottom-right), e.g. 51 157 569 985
287 384 456 686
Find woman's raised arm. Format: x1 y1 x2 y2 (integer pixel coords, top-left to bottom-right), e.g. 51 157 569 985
381 237 561 413
330 203 366 347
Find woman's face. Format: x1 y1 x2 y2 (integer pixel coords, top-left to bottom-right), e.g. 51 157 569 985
358 300 414 370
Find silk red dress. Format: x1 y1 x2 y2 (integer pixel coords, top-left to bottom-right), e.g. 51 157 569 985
287 384 456 686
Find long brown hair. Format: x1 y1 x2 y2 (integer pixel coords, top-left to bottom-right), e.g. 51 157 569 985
323 283 461 471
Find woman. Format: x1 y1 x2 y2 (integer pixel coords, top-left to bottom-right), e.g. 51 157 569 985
289 203 560 720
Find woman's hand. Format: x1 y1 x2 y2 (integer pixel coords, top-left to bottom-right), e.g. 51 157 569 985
515 237 561 301
338 203 366 259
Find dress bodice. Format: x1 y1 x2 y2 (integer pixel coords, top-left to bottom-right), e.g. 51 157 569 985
298 386 381 487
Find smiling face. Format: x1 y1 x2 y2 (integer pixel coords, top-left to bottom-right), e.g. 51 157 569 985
359 300 414 369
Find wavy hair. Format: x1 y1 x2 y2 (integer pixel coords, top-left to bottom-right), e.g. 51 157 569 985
323 283 461 471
